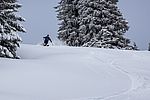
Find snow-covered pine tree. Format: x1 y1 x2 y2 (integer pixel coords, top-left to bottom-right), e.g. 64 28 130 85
77 0 133 49
55 0 81 46
0 0 26 58
148 43 150 51
110 0 118 4
133 42 139 50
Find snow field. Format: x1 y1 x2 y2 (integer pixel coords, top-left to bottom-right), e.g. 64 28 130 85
0 44 150 100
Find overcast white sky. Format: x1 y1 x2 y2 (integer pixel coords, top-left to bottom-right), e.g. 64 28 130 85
19 0 150 50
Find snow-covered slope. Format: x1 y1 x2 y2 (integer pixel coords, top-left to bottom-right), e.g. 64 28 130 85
0 44 150 100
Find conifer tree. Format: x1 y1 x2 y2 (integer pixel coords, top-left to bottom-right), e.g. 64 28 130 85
148 43 150 51
133 42 139 50
0 0 26 58
56 0 133 49
55 0 80 46
77 0 132 49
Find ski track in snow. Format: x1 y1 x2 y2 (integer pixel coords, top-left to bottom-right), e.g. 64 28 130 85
87 52 150 100
83 52 132 100
72 51 150 100
68 51 131 100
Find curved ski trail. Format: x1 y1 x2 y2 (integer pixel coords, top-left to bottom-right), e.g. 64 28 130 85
87 51 150 100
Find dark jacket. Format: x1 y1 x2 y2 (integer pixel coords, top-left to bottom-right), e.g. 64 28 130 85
43 35 52 44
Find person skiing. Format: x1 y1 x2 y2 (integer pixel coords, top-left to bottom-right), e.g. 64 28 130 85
43 34 52 46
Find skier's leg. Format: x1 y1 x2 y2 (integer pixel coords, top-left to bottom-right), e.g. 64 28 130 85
45 41 48 46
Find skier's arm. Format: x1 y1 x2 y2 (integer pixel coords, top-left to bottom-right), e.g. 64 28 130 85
49 37 52 43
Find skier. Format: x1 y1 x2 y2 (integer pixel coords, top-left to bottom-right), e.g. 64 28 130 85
43 34 52 46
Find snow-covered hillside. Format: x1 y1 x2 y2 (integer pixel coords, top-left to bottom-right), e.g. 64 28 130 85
0 44 150 100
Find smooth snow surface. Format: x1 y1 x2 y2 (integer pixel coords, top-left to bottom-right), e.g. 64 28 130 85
0 44 150 100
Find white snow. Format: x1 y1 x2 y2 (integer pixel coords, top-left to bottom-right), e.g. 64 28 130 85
0 44 150 100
